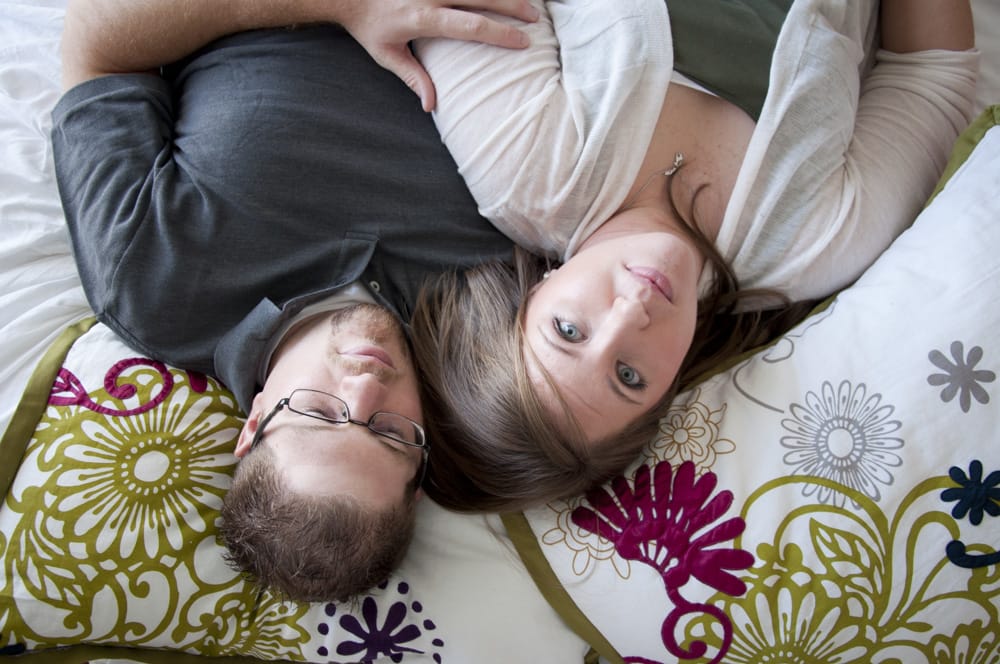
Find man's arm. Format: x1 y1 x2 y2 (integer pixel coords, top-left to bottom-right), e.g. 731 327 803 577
61 0 539 109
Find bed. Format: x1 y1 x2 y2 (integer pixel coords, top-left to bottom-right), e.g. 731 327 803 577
2 1 999 662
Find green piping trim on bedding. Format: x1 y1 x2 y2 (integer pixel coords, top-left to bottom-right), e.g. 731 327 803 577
501 512 624 664
927 104 1000 206
0 315 97 500
10 644 296 664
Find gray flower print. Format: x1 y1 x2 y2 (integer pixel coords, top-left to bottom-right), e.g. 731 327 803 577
928 341 996 413
781 380 903 507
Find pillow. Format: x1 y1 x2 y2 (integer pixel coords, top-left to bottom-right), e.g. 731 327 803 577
504 106 1000 663
0 325 587 663
2 107 997 664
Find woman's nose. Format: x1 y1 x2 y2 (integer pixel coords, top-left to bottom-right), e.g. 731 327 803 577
610 294 650 330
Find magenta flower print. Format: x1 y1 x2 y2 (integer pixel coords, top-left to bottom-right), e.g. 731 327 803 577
571 460 752 663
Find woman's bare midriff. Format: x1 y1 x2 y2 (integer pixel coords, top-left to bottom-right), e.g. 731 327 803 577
624 82 756 241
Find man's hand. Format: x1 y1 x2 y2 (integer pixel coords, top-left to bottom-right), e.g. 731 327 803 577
338 0 540 111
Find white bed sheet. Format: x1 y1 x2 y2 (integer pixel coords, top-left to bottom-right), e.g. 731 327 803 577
1 0 999 440
0 1 91 440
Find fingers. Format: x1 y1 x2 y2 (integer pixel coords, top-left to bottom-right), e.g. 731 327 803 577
379 46 438 111
425 4 538 49
455 0 540 23
417 76 437 112
345 0 541 111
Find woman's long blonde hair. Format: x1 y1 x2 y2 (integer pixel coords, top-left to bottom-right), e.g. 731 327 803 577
411 185 815 512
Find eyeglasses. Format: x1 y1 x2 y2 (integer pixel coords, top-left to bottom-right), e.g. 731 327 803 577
250 388 429 484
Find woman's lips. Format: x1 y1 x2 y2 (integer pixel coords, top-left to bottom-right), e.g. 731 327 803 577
628 265 674 303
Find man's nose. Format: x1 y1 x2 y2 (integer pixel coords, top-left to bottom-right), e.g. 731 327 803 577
337 373 389 421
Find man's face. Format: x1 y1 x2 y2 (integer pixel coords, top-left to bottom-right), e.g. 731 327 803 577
234 304 424 509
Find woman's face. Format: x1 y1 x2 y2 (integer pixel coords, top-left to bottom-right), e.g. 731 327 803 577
522 226 704 443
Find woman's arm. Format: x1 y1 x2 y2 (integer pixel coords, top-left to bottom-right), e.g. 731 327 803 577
774 0 979 298
880 0 975 53
61 0 538 109
848 0 978 232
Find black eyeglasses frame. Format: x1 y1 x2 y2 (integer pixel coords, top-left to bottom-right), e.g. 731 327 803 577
249 388 429 487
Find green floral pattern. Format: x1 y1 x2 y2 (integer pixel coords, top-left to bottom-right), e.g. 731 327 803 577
0 362 311 657
683 475 1000 662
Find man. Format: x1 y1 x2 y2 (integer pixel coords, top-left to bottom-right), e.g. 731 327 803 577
52 0 536 602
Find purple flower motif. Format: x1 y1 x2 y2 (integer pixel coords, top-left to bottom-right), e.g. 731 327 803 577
337 598 422 662
572 460 752 663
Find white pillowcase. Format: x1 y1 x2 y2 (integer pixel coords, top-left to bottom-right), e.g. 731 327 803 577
517 119 1000 662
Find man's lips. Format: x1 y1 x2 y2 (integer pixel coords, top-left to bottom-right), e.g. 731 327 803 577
628 266 674 303
340 345 395 369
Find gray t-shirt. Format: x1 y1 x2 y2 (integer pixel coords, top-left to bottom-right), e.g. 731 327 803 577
52 26 513 410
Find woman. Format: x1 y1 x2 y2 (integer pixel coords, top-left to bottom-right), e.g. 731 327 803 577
410 0 980 511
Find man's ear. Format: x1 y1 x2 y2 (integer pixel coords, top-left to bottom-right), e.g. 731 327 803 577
234 393 266 458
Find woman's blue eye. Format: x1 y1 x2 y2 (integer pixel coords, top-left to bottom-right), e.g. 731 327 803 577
617 363 645 389
554 318 583 341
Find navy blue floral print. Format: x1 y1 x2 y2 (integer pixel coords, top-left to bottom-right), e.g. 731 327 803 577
942 460 1000 569
942 460 1000 526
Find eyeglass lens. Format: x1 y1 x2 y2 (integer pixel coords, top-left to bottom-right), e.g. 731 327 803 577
287 389 422 448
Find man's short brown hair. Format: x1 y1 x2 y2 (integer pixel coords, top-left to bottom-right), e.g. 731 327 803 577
218 442 417 603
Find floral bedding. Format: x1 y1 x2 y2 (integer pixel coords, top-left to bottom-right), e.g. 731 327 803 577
502 112 1000 662
1 323 585 663
2 1 999 662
